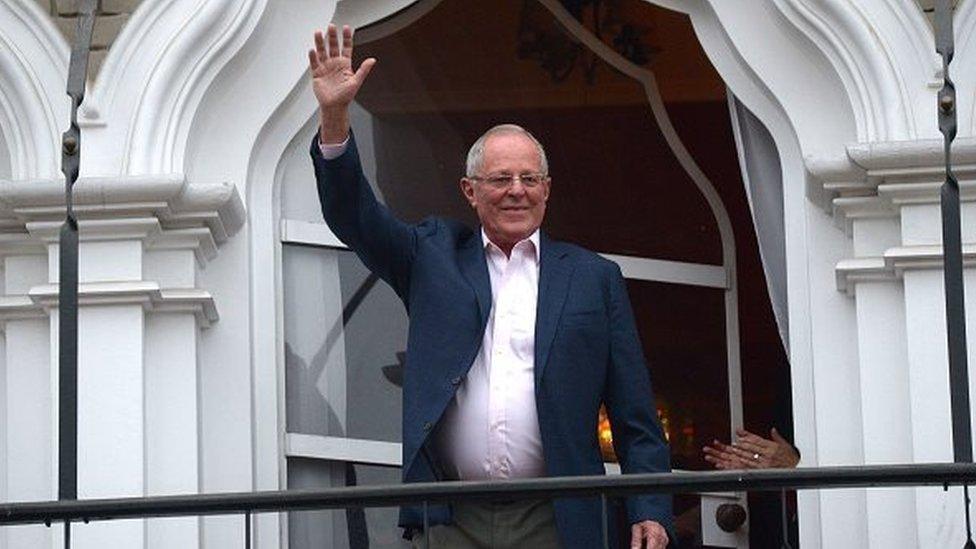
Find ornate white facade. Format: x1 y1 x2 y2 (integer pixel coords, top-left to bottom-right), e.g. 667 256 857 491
0 0 974 547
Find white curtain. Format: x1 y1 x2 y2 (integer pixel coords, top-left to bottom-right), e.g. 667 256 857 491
729 94 789 352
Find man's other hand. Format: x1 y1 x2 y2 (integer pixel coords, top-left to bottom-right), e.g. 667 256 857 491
631 520 668 548
704 427 799 469
308 23 376 144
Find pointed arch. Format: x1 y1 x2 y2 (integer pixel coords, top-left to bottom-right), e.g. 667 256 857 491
0 0 68 180
79 0 266 175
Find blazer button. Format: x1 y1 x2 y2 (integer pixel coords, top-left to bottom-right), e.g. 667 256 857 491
423 421 433 432
451 376 462 386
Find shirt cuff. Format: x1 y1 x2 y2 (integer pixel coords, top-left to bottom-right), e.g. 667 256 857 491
318 136 349 160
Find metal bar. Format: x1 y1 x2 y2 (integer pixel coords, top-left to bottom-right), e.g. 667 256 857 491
600 494 609 549
422 501 429 549
58 0 97 503
936 0 972 465
64 521 70 549
244 511 251 549
966 485 974 546
3 463 976 525
780 489 792 549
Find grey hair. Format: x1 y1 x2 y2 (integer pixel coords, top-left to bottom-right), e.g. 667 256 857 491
465 124 549 178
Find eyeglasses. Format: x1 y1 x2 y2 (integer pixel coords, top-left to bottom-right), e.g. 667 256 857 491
468 172 549 189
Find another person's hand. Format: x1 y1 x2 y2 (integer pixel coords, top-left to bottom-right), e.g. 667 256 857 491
703 428 799 469
631 519 668 548
308 24 376 143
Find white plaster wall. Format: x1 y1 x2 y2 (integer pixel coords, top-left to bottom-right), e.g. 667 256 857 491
0 1 968 548
3 318 52 548
0 127 11 180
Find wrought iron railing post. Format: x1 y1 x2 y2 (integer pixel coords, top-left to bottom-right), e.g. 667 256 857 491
780 489 792 549
243 511 251 549
58 0 96 510
600 494 609 549
936 0 971 465
934 1 975 545
422 500 430 549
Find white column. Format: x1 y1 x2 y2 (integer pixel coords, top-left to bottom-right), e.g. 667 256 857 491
854 281 917 548
52 224 146 548
4 318 53 549
799 198 867 549
0 176 242 549
144 247 201 549
145 313 200 549
819 138 976 549
73 305 146 548
904 268 965 548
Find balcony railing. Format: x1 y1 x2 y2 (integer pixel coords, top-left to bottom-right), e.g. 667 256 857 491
2 462 975 548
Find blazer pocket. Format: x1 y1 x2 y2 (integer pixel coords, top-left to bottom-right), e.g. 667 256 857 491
561 309 604 327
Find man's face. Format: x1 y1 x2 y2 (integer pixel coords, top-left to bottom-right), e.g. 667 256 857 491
460 133 551 252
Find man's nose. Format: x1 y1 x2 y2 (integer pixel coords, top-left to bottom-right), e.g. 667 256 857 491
506 178 528 196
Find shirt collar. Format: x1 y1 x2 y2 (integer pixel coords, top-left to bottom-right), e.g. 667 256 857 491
481 228 541 261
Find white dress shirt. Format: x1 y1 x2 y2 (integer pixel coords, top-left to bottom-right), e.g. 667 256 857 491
319 136 546 480
433 230 545 480
319 137 348 159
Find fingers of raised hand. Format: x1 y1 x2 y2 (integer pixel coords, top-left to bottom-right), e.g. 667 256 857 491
341 25 354 58
314 30 328 61
307 48 319 71
354 57 377 85
327 23 341 57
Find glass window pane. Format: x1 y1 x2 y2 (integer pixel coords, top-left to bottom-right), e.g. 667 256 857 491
626 280 729 471
337 251 406 443
283 244 406 442
286 458 409 549
283 244 346 437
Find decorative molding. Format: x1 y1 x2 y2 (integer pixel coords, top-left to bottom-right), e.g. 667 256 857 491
820 137 976 295
807 137 976 231
25 281 218 327
836 244 976 294
0 0 69 179
772 0 939 140
0 295 45 323
25 218 161 243
0 175 245 261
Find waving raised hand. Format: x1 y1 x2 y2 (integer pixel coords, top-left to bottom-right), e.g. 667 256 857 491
308 24 376 144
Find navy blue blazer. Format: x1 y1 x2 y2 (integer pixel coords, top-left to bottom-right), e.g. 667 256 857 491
311 134 673 548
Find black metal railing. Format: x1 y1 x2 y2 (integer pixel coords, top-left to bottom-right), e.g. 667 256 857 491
3 463 976 548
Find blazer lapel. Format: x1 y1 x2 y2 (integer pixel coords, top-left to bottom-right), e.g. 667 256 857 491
458 231 492 332
534 233 573 387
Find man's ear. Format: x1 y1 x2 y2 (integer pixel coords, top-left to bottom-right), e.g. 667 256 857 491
459 178 477 208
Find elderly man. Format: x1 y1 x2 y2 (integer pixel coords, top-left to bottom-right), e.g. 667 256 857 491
308 24 673 549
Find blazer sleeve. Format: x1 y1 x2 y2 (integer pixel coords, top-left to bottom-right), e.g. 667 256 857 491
309 131 417 302
603 263 675 539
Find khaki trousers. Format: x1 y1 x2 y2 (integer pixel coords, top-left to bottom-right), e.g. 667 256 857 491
411 500 561 549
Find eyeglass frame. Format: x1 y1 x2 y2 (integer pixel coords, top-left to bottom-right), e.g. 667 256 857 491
466 172 551 189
